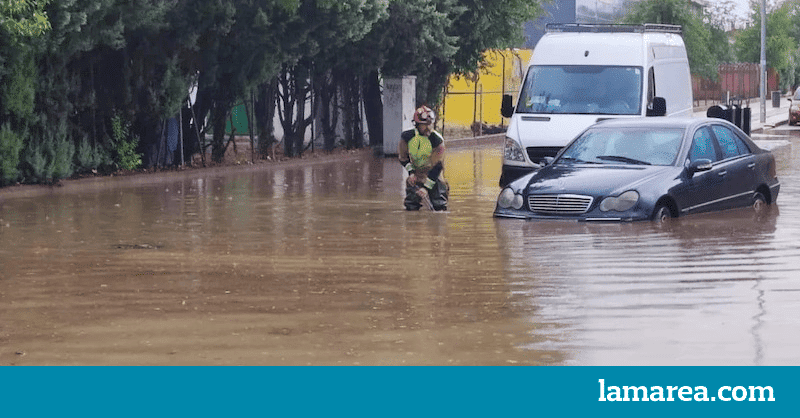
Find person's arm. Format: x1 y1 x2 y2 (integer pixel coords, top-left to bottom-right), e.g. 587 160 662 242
428 143 445 170
398 140 410 168
419 142 445 190
398 135 419 187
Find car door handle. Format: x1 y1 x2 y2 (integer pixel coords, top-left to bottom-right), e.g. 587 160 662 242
717 170 727 177
748 163 756 170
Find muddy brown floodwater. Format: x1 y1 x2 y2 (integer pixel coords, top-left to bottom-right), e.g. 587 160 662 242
2 131 800 366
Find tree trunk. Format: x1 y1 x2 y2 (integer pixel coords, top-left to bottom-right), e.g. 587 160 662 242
211 103 228 163
278 68 296 158
278 63 313 158
293 67 309 157
340 72 363 149
314 69 338 151
254 78 277 159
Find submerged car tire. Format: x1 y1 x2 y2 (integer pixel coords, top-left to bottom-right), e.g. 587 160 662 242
652 204 673 223
752 192 767 213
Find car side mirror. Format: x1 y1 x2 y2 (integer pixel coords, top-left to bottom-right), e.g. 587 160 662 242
542 156 554 165
646 97 667 117
501 94 514 118
687 159 712 176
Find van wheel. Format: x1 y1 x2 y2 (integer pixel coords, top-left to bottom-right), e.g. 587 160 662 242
652 204 673 223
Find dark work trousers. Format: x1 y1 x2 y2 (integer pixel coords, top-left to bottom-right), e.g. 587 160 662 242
404 176 449 211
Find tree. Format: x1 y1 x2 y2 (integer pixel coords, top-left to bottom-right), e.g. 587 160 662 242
734 2 798 90
0 0 51 37
20 0 129 181
443 0 545 100
181 0 315 163
277 61 312 157
302 0 387 151
1 0 51 183
1 0 555 186
622 0 718 80
703 1 736 64
30 0 182 172
350 0 543 144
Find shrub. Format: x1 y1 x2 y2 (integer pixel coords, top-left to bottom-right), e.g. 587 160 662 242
22 141 51 183
0 124 24 185
50 133 75 180
111 113 142 171
21 121 76 184
75 138 111 173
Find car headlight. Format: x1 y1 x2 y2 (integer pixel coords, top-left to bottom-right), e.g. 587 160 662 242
599 190 639 212
498 187 524 209
792 104 800 112
504 137 526 162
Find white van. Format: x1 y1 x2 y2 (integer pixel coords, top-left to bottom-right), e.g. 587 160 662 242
499 23 693 186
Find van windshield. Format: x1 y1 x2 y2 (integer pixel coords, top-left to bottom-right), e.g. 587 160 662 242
516 66 643 115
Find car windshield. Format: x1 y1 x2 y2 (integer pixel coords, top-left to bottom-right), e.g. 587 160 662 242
557 127 684 166
516 65 643 115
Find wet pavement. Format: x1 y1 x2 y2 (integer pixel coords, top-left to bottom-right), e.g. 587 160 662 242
1 128 800 365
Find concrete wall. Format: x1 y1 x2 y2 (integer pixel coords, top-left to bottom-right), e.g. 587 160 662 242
382 76 416 156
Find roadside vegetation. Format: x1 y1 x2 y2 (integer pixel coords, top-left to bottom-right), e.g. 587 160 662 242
1 0 798 187
0 0 544 186
625 0 800 92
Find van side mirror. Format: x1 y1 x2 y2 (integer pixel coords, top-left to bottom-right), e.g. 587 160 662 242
501 94 514 118
646 97 666 116
687 159 712 176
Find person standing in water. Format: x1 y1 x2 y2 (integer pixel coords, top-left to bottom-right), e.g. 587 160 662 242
398 105 448 211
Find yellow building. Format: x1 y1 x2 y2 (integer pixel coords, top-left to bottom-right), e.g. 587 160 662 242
441 49 532 132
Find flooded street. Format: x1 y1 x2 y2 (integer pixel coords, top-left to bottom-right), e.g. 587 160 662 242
2 130 800 366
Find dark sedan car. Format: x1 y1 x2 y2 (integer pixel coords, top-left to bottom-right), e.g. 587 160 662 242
494 117 780 222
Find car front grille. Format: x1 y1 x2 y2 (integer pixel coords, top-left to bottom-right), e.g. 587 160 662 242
526 147 562 165
528 194 594 214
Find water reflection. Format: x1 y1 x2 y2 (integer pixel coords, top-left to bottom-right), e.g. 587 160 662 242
494 205 789 365
495 132 800 365
1 135 800 365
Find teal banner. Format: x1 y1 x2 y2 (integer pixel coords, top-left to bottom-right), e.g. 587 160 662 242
0 367 794 417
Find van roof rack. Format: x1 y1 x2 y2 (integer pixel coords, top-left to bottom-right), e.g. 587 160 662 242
545 23 682 35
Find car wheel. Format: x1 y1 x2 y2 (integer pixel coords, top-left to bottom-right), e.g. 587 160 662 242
752 192 767 214
652 204 673 223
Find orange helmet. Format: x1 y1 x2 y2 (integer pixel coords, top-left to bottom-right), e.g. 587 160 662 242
413 106 435 125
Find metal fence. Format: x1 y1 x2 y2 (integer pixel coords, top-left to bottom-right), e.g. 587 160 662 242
693 63 780 107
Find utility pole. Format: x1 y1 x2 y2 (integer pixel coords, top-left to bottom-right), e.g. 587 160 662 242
760 0 766 123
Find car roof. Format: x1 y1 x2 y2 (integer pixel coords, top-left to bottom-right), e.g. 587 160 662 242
591 117 721 130
589 116 761 151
